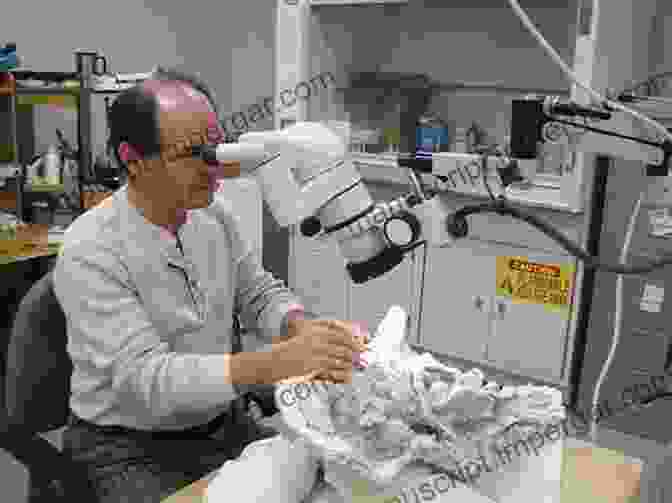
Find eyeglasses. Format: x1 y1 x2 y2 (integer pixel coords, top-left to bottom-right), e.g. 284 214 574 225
161 124 225 164
152 144 212 167
189 144 220 166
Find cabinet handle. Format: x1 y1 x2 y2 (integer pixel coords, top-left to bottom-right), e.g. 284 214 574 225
474 296 485 311
496 301 507 319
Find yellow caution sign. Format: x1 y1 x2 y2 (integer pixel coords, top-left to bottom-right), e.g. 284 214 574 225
496 256 575 314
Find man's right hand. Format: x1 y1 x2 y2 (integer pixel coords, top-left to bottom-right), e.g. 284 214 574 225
273 319 367 383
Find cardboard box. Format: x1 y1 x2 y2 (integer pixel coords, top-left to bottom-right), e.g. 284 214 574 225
82 191 113 209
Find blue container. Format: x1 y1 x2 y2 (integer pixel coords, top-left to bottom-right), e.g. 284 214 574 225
0 43 16 56
416 127 449 157
0 45 18 71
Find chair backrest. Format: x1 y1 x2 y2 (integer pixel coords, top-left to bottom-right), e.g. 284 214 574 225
5 271 72 433
4 270 245 434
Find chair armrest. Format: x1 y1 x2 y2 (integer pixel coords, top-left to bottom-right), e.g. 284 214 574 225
0 424 96 501
246 385 279 417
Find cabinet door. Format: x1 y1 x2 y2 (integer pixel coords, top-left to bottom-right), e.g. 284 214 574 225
348 252 415 340
289 228 349 319
419 240 494 362
486 246 576 382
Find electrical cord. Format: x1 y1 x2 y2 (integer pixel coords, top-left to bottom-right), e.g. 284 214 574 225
588 189 642 442
507 0 672 146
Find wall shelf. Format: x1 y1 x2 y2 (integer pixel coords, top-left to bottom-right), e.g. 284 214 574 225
3 54 146 221
15 88 79 96
310 0 407 5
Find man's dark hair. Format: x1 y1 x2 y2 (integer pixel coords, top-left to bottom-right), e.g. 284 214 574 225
107 66 220 177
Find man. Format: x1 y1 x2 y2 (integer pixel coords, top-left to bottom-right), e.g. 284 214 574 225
53 66 367 502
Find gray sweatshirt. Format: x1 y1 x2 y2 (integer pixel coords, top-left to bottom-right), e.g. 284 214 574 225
53 184 316 431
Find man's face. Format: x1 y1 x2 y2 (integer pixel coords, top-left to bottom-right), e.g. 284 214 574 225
141 81 241 211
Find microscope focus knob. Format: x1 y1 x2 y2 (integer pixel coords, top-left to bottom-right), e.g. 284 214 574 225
383 211 421 247
300 216 322 237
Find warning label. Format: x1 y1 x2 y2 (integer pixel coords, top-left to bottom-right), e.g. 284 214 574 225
496 256 575 313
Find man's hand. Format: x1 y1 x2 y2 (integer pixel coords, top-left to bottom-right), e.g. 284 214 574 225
273 319 368 384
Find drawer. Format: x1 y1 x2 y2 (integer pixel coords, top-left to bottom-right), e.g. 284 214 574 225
610 325 671 375
599 373 672 443
626 203 672 260
615 270 672 334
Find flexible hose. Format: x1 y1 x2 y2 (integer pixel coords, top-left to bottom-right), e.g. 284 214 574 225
452 201 667 274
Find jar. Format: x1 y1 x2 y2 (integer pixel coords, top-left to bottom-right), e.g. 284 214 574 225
0 72 15 95
416 113 450 155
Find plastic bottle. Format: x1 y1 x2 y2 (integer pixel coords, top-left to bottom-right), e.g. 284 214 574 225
454 127 468 153
417 113 450 154
44 145 61 184
466 122 487 153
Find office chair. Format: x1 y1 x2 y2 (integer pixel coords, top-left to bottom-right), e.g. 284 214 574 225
3 270 96 502
3 270 279 502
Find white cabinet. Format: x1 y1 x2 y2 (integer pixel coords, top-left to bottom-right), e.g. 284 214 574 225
420 240 494 363
419 239 576 382
486 245 576 382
